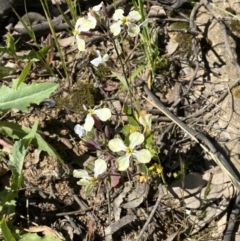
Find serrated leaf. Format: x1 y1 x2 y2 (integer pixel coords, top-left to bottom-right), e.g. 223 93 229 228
129 64 145 84
0 121 64 164
9 120 38 176
0 82 58 112
111 70 128 90
19 233 62 241
12 62 33 89
9 140 27 176
1 217 16 241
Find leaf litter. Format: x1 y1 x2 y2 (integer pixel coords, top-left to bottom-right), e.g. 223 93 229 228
1 0 240 240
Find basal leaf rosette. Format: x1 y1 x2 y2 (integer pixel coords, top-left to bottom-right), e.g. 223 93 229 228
108 132 152 171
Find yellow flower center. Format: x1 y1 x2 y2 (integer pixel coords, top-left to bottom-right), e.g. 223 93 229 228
88 109 94 115
73 29 80 36
121 16 129 25
90 177 98 184
126 147 133 154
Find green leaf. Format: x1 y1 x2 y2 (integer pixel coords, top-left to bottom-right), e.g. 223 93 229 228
0 121 64 164
19 233 62 241
128 64 145 84
9 140 27 176
12 62 33 89
0 66 17 79
6 33 16 56
0 82 58 112
145 132 157 156
123 104 139 127
9 120 38 176
20 46 52 62
1 217 16 241
122 124 139 136
139 163 148 175
111 70 128 90
85 184 95 197
0 187 16 218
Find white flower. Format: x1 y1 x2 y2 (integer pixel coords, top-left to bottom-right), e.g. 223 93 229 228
108 132 152 171
74 124 87 138
92 1 103 12
73 15 97 51
90 50 109 67
73 159 107 185
110 9 141 37
83 106 111 132
139 114 152 130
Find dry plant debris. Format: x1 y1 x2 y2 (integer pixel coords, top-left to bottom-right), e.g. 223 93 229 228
1 0 240 240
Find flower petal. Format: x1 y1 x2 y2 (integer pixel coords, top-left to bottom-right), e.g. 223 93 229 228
94 159 107 177
76 36 86 51
127 23 140 37
115 155 130 171
102 54 109 62
92 2 103 12
95 50 101 57
84 114 94 131
75 17 84 30
110 22 121 36
75 17 92 32
74 124 86 138
129 132 144 148
128 10 141 21
77 179 91 186
108 138 126 152
87 13 97 29
133 149 152 163
94 108 111 121
73 169 90 179
139 19 149 27
139 114 152 130
90 56 102 67
112 9 124 21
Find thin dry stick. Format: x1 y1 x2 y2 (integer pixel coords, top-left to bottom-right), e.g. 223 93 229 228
135 185 165 241
143 85 240 190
